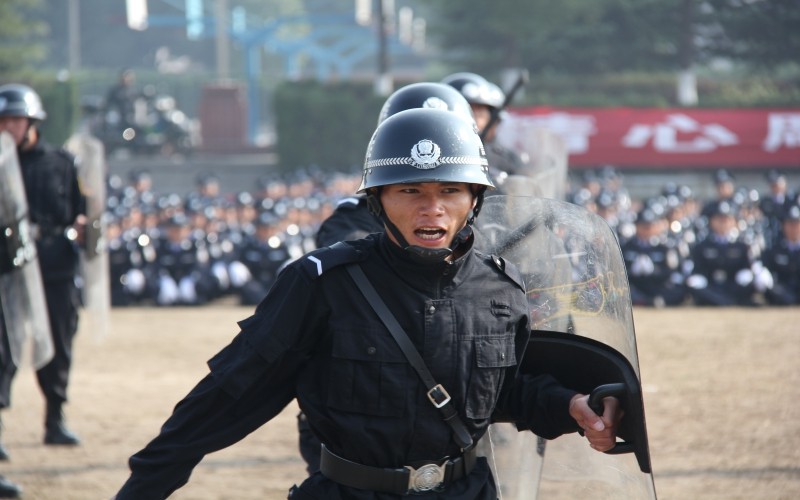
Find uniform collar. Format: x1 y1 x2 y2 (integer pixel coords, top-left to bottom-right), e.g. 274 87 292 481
377 232 473 291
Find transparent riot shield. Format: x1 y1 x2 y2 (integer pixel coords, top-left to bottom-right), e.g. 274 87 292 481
496 123 569 202
0 132 54 369
65 132 110 337
474 195 657 500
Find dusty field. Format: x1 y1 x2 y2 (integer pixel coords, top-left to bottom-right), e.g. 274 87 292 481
1 305 798 499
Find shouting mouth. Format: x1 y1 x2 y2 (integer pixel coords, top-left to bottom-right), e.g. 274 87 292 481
414 227 447 243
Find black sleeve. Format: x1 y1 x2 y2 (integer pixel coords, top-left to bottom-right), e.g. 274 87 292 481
116 369 290 499
116 267 323 499
500 372 581 439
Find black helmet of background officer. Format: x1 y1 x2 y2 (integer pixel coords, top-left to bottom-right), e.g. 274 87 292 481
0 83 47 149
358 108 494 263
377 82 475 126
441 72 505 142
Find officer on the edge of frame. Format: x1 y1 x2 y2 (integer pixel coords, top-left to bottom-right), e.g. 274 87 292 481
0 83 88 498
113 108 621 500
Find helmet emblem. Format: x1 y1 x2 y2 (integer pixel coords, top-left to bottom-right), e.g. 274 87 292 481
410 139 441 169
422 97 448 111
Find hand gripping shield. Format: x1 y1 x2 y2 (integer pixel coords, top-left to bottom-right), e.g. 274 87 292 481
0 132 54 369
65 132 110 337
473 196 657 500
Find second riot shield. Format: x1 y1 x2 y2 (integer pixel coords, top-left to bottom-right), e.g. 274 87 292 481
474 195 657 500
65 132 110 337
0 131 54 369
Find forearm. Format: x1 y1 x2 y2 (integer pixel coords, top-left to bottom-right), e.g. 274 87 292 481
117 368 294 499
495 373 581 439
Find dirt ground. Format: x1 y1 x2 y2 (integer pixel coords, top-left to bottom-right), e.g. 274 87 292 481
1 305 798 500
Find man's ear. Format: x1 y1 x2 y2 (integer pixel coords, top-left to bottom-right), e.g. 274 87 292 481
470 186 479 209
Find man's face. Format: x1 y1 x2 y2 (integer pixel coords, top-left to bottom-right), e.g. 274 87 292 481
783 220 800 243
380 182 476 250
0 116 29 146
470 104 497 142
709 213 737 236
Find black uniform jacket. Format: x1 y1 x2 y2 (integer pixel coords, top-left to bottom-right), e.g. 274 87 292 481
117 233 579 499
18 141 85 282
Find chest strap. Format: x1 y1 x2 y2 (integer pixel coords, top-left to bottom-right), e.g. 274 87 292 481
345 264 474 451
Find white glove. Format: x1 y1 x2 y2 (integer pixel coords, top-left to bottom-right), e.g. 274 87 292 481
735 269 754 287
211 261 230 290
752 262 774 292
227 261 252 288
123 269 146 295
686 274 708 289
157 275 180 305
179 276 198 303
630 254 655 276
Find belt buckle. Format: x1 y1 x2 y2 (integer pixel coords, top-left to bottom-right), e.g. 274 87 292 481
406 462 445 493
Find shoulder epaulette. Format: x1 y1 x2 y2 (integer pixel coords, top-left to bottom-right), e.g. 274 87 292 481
297 241 366 279
489 254 526 291
335 197 363 210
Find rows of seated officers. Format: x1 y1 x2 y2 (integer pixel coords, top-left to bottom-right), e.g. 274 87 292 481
103 166 800 308
568 167 800 307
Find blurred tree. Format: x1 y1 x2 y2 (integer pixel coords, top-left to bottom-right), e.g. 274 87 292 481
427 0 799 77
702 0 800 69
0 0 47 75
427 0 693 77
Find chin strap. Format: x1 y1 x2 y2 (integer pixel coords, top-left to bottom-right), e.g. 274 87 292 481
366 187 484 264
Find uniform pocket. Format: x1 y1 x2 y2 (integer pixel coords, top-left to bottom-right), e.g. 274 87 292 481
465 335 517 420
327 324 408 417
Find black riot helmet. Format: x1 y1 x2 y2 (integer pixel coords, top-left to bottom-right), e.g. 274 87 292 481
377 82 475 126
0 84 47 121
358 108 494 262
359 108 493 193
441 72 505 111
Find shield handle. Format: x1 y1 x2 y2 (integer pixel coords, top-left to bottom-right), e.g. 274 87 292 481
589 383 636 455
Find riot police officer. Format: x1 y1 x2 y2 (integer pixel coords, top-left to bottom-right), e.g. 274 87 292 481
114 108 620 499
686 200 772 306
760 169 794 250
622 207 687 307
236 211 292 305
299 82 480 473
0 83 86 458
150 214 214 306
442 71 529 184
762 203 800 305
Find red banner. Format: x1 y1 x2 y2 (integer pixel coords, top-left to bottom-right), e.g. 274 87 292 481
499 107 800 168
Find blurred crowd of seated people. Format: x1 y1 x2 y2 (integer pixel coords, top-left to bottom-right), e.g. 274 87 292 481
101 166 800 308
568 167 800 307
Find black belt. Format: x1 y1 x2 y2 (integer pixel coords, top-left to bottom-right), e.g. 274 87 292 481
320 444 477 495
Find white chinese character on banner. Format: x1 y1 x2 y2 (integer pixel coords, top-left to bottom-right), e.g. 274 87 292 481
622 113 738 153
763 113 800 152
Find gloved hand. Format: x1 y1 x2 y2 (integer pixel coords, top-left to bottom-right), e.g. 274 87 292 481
227 261 252 288
211 261 230 290
123 268 146 295
735 268 754 287
157 275 180 305
751 262 774 292
178 276 198 303
686 274 708 289
630 254 655 276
